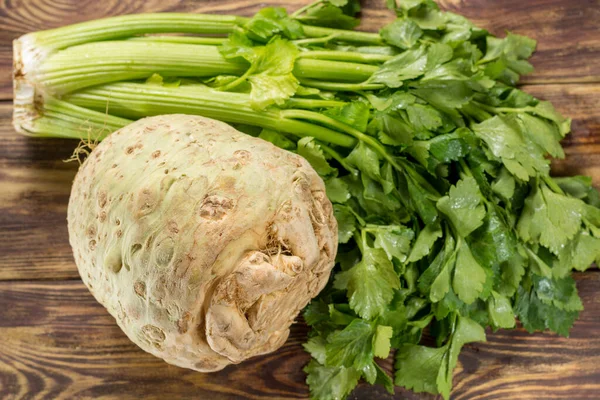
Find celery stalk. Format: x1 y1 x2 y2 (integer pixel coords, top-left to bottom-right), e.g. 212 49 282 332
33 42 247 94
23 14 243 51
21 12 380 54
126 36 227 45
14 96 131 138
300 25 382 45
13 11 381 140
297 50 393 64
58 83 357 147
293 59 378 82
30 42 378 95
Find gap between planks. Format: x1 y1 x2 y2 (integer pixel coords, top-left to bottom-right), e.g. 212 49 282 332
0 276 83 283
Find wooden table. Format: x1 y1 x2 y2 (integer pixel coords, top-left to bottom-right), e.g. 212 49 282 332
1 1 599 399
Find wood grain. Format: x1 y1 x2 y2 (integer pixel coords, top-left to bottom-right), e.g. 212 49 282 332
0 273 597 400
522 84 600 178
438 0 600 84
0 280 410 400
0 102 78 281
1 0 600 99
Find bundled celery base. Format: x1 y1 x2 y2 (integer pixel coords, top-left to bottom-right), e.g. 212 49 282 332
13 1 600 400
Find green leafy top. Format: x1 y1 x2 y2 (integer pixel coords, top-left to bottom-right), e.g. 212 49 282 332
220 34 300 109
293 0 361 29
437 177 485 238
286 1 600 399
244 7 304 42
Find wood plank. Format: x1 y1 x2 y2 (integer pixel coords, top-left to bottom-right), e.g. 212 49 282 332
0 273 597 399
0 279 404 400
1 0 599 99
0 102 78 281
1 84 599 281
438 0 600 84
453 275 600 399
522 84 600 178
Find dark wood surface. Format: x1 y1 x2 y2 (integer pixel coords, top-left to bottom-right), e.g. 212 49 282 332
0 275 598 400
0 0 599 399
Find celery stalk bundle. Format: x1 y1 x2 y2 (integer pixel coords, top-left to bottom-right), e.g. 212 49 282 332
13 1 600 399
14 7 382 141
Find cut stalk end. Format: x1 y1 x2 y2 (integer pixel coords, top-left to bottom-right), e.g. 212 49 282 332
13 33 50 135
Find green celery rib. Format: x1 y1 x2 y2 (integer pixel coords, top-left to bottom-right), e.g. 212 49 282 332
229 16 382 45
298 25 383 45
297 50 392 64
298 79 385 92
36 42 247 94
35 41 379 94
29 13 382 53
294 58 378 82
280 108 387 152
17 97 131 139
285 98 347 109
30 14 242 51
126 36 226 45
62 83 357 147
43 97 131 128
